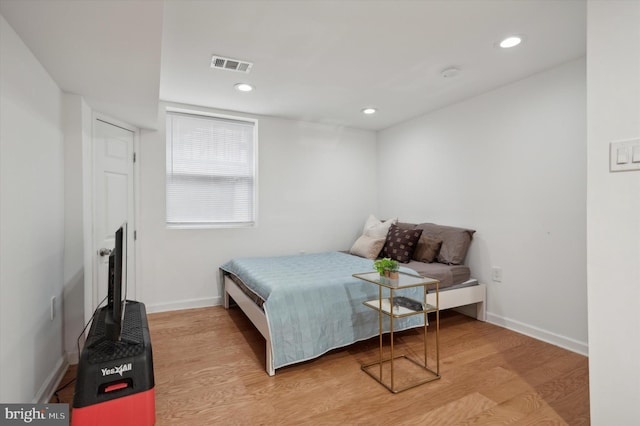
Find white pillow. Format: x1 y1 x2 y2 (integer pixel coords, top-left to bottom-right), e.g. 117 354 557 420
349 235 386 259
362 214 397 239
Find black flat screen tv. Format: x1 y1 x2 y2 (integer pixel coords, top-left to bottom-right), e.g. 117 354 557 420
105 222 127 341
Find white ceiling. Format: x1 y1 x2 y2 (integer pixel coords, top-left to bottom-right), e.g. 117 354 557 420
0 0 163 129
0 0 586 131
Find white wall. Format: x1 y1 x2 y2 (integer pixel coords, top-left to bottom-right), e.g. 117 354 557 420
138 102 377 312
377 58 587 353
587 1 640 424
62 94 92 364
0 14 66 402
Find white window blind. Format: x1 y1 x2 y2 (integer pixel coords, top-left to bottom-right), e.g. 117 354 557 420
166 111 256 227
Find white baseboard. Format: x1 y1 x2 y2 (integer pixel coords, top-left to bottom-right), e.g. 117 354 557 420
486 312 588 356
33 356 69 404
67 351 79 366
145 296 222 314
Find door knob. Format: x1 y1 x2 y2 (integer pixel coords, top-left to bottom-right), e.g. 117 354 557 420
98 248 112 257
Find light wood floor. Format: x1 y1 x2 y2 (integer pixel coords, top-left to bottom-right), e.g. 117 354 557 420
54 306 590 425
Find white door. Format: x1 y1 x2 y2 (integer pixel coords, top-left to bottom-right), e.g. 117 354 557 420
91 118 136 317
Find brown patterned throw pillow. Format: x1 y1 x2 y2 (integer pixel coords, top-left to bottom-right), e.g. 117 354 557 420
412 235 443 263
381 224 423 263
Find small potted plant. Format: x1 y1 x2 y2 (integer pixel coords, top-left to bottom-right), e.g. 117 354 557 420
373 258 399 282
387 260 400 280
373 257 391 276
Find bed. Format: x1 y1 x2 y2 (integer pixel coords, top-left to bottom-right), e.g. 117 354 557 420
222 252 431 373
220 220 486 376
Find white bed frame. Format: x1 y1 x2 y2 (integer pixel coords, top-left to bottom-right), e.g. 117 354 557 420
223 275 486 376
427 281 487 322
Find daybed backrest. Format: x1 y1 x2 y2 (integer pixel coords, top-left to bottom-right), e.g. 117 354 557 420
397 222 475 265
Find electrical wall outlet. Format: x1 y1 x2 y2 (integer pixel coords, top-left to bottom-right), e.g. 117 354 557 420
50 296 56 321
491 267 503 282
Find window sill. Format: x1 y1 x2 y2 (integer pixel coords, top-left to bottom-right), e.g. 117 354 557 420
166 222 256 230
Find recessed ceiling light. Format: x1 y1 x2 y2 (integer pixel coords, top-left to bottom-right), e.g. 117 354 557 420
499 36 523 49
362 108 377 115
234 83 253 92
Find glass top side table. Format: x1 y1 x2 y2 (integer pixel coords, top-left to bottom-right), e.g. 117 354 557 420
353 271 440 393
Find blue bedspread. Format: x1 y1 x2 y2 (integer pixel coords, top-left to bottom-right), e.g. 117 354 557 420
220 252 425 370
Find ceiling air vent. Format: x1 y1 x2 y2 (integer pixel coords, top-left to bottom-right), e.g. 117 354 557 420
210 55 253 73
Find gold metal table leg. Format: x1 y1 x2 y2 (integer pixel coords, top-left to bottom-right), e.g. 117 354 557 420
424 289 428 368
378 285 383 382
390 290 394 390
436 282 440 375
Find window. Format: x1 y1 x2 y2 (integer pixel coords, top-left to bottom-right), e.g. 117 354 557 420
166 110 257 227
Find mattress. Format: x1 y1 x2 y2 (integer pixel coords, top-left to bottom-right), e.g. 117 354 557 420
220 251 426 369
402 260 471 289
225 254 474 309
227 272 265 308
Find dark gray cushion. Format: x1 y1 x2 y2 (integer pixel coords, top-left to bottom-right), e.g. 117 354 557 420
403 261 471 288
412 235 443 263
414 223 475 265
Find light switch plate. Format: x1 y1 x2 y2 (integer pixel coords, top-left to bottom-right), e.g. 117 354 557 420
610 138 640 172
633 145 640 163
617 147 629 164
491 267 503 282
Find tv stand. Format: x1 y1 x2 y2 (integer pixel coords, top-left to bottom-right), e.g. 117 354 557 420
72 300 155 426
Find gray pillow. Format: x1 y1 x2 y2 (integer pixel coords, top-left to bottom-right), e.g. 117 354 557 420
415 223 475 265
